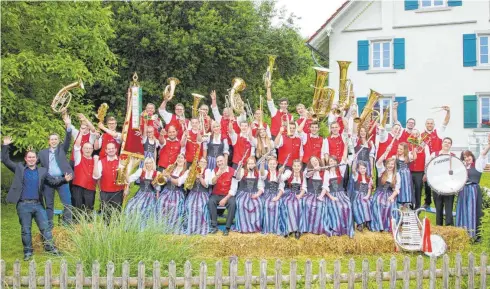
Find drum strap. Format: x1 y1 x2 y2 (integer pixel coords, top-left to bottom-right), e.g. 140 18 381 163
390 217 399 252
421 217 432 253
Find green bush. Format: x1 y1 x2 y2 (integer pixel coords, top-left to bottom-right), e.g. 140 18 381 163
1 164 14 204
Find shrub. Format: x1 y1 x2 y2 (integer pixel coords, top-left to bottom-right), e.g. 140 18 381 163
479 208 490 248
1 164 15 204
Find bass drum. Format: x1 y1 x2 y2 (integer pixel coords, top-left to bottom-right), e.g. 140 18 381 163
425 154 467 196
424 234 447 258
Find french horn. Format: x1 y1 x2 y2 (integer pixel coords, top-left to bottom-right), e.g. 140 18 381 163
51 79 84 113
163 77 180 101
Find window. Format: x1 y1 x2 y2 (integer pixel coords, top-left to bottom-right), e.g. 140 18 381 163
479 35 489 65
420 0 445 8
373 98 393 126
480 96 490 128
372 41 391 69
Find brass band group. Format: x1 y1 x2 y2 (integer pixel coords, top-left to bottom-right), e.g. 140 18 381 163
2 59 489 260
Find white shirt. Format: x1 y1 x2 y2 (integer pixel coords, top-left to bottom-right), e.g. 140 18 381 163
375 162 401 191
73 145 93 167
323 167 347 192
211 106 246 123
177 168 211 187
70 125 97 144
92 155 118 180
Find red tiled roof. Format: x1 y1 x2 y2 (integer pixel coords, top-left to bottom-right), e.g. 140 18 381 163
306 0 350 43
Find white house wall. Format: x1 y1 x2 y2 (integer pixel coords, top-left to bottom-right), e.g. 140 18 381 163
326 0 490 149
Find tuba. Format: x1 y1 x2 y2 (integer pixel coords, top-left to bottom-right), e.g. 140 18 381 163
51 79 84 113
191 93 205 118
354 89 382 132
311 67 334 118
226 77 246 115
163 77 180 101
337 61 352 109
263 54 277 88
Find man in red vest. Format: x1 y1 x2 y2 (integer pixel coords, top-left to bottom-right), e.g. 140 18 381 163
159 99 188 140
376 123 403 161
421 106 450 209
392 101 417 144
181 118 204 167
298 120 326 168
208 155 236 236
295 104 312 134
250 108 271 138
407 129 431 210
72 132 96 215
274 122 302 169
229 120 254 169
324 122 347 163
157 125 182 170
96 116 121 159
199 104 212 134
140 103 163 139
266 85 293 138
92 142 124 223
69 113 98 166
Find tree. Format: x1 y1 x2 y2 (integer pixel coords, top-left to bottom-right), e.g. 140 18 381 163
1 1 117 153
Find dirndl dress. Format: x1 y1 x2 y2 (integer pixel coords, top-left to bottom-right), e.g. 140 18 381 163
139 138 157 168
299 175 331 236
347 144 372 199
156 175 185 234
280 181 301 235
125 172 158 228
234 175 263 233
351 177 373 226
184 174 211 235
206 140 225 171
327 177 354 238
396 159 414 204
371 179 399 232
261 176 282 235
456 165 483 238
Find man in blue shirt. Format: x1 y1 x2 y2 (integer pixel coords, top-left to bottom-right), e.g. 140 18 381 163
2 136 71 261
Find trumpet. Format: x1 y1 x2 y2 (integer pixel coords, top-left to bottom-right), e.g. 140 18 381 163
51 79 84 113
163 77 180 101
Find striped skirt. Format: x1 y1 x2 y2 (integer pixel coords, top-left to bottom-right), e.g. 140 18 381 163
456 184 481 238
347 164 372 200
233 190 263 233
397 167 414 204
352 190 373 225
279 189 301 234
299 193 331 236
371 188 399 232
261 191 282 235
206 156 217 171
184 189 210 235
125 190 157 228
156 186 185 234
327 191 354 238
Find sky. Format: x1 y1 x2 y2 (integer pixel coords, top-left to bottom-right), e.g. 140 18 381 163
275 0 346 38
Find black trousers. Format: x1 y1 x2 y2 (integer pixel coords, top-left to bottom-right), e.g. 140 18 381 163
208 194 236 229
411 172 424 209
424 181 433 206
475 187 483 238
100 191 123 224
433 193 454 226
71 185 95 211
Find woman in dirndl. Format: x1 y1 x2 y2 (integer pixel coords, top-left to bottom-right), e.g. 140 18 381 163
233 156 263 233
456 136 489 242
320 156 354 238
347 126 375 198
350 161 373 231
140 124 160 166
371 145 400 232
254 127 276 170
394 142 416 207
125 157 160 227
280 159 303 239
298 156 331 236
156 154 187 234
204 121 229 171
258 156 285 235
181 157 211 235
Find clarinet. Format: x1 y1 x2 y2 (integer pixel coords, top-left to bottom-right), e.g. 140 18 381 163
233 148 250 178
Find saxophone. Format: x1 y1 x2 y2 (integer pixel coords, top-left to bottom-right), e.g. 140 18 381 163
184 145 202 190
153 163 176 186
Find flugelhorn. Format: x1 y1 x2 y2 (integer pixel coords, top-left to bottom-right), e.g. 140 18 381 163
163 77 180 101
51 79 84 113
263 54 277 88
191 93 205 118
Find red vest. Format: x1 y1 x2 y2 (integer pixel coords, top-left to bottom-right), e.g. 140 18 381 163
422 130 442 154
220 118 240 144
140 116 160 139
399 130 410 144
271 111 292 137
71 132 91 161
184 131 203 163
73 156 96 191
327 135 345 161
158 138 181 168
231 135 252 165
251 122 269 138
409 144 426 172
141 170 158 181
99 133 120 159
203 117 212 133
376 134 398 160
165 114 188 140
302 134 323 164
278 136 301 167
296 117 312 134
100 157 124 193
336 116 345 135
212 167 235 195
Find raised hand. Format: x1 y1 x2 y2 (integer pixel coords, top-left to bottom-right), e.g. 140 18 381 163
63 113 72 127
93 155 100 162
210 90 217 101
442 105 450 111
3 136 13 145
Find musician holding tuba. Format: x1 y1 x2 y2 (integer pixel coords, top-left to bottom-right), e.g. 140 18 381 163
159 81 188 140
407 128 431 210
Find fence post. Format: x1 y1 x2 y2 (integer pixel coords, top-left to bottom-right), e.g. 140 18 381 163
468 252 474 289
28 260 36 289
361 259 369 289
260 260 267 289
290 260 297 289
107 262 115 289
168 261 176 289
45 260 52 289
389 257 397 289
376 258 383 289
274 260 282 289
92 261 100 289
184 261 192 289
229 257 237 289
122 261 129 289
199 261 207 289
455 253 462 289
442 255 449 289
1 260 5 289
138 261 145 289
214 261 222 289
481 252 488 289
348 259 355 289
402 257 410 289
153 261 161 289
304 260 312 289
13 260 20 289
333 259 340 289
429 256 436 289
76 262 84 289
416 256 423 289
60 259 67 289
244 260 252 289
319 259 326 289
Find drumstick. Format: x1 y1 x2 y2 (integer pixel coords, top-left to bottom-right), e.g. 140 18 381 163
449 156 453 175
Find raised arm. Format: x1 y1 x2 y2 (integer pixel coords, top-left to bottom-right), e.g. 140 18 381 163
1 137 17 172
62 114 73 153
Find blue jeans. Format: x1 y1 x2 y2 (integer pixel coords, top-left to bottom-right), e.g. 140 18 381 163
44 183 72 228
17 201 55 255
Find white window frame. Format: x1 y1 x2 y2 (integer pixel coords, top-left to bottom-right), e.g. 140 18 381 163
373 97 394 128
419 0 446 8
479 94 490 129
371 40 392 70
478 35 489 66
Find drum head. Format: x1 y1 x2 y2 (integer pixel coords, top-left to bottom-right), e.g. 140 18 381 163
424 234 447 258
425 155 467 196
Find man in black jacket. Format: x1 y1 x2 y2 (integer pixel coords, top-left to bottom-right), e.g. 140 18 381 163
38 114 74 228
1 136 71 261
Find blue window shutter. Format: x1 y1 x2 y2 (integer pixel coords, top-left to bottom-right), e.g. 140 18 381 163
463 34 477 67
404 0 418 10
357 97 367 116
463 95 478 128
393 38 406 69
357 40 369 71
448 0 462 7
395 96 407 127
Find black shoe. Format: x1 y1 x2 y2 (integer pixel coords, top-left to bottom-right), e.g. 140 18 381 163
295 232 301 239
46 249 62 257
209 228 219 234
23 254 33 261
223 228 230 236
474 236 482 243
357 224 363 232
